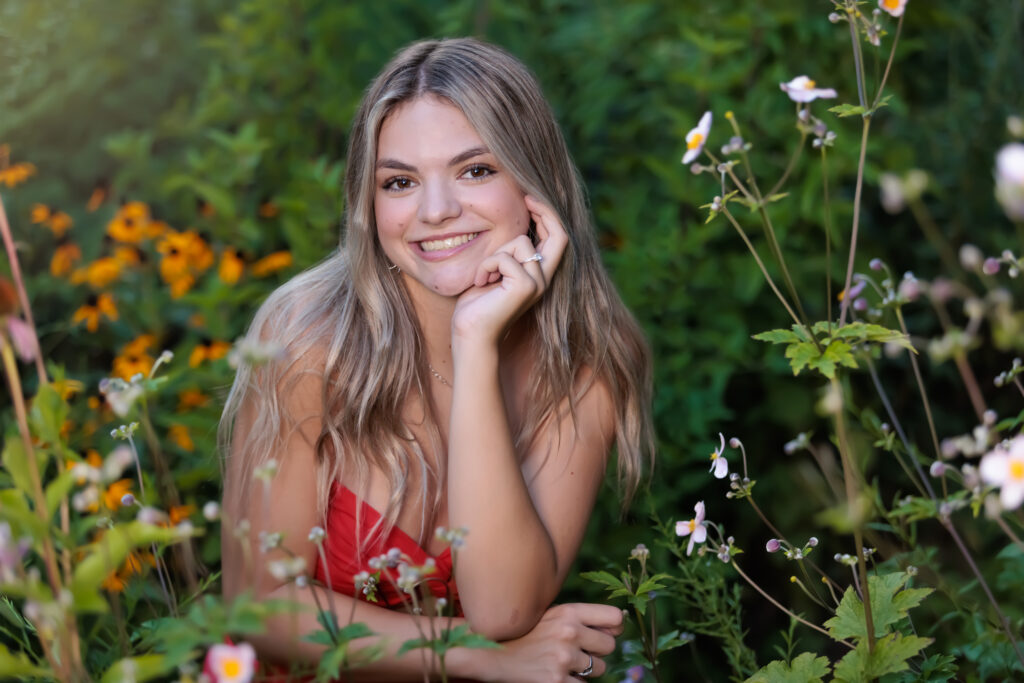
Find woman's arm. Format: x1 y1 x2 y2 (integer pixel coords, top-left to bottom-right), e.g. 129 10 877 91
448 197 616 640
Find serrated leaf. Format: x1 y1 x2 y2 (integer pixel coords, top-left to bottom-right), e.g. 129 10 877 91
336 622 375 641
753 328 802 344
833 633 932 681
824 572 932 640
745 651 831 682
785 342 818 375
829 103 866 117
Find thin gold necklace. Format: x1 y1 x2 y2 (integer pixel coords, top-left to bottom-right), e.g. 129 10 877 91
428 363 451 387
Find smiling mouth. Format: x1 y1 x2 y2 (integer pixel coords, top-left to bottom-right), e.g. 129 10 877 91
418 232 479 253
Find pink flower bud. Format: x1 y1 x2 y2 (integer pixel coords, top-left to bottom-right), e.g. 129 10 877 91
766 538 781 553
983 258 1001 275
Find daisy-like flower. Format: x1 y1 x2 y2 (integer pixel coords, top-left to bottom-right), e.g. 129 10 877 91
46 212 73 238
0 162 36 188
780 76 838 103
995 143 1024 222
708 432 728 479
980 435 1024 510
107 201 151 244
190 338 232 368
682 112 712 165
879 0 908 17
72 293 118 332
50 240 82 277
204 642 257 683
218 248 245 285
251 250 294 278
169 424 195 451
177 388 210 412
675 501 709 556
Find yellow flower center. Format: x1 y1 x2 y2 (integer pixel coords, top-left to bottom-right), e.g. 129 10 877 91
1010 460 1024 481
222 659 241 679
883 0 899 8
687 519 697 532
710 451 719 461
803 79 817 89
687 133 704 150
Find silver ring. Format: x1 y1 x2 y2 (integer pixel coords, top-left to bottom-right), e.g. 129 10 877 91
572 654 593 677
521 253 543 264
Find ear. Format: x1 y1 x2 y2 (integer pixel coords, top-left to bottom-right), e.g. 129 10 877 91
527 219 538 246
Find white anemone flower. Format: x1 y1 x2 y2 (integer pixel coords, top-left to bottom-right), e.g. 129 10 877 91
995 143 1024 221
675 501 708 556
682 111 712 164
879 0 908 17
780 76 838 103
980 435 1024 510
708 432 728 479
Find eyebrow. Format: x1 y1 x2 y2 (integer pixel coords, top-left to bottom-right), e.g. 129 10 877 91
376 146 491 171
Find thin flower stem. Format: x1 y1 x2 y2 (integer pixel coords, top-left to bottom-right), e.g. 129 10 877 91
822 148 834 333
864 356 934 499
993 514 1024 553
871 14 904 111
1013 377 1024 399
705 150 757 206
953 351 987 424
908 199 960 278
0 337 64 596
721 207 804 332
730 560 853 649
942 519 1024 669
306 579 339 645
745 496 784 542
0 193 47 385
790 573 829 610
316 544 339 628
838 117 872 325
895 309 943 463
847 2 868 111
831 377 875 652
767 132 808 198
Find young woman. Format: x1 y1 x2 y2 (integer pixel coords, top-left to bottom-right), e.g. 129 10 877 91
220 37 653 681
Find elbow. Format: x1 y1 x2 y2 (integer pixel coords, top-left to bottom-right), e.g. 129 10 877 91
463 596 548 641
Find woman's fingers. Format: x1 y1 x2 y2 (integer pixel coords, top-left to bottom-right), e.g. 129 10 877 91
524 194 568 283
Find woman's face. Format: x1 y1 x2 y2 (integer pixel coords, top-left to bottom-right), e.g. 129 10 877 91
374 95 530 301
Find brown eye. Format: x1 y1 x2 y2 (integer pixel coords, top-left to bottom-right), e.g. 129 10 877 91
463 165 494 180
383 176 413 192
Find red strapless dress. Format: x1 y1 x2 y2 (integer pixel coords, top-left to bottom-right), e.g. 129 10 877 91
315 484 461 611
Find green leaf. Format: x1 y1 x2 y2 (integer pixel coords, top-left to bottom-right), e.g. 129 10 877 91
1 433 36 502
785 341 818 376
832 633 932 681
579 570 626 592
28 382 67 452
824 573 933 640
71 521 186 613
45 467 76 518
0 643 49 678
336 622 375 641
829 103 866 117
100 654 177 683
752 328 802 344
745 651 831 682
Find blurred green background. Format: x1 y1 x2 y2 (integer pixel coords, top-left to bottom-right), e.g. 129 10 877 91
3 0 1023 678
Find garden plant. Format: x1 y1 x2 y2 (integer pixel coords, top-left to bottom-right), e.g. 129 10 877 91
1 0 1023 681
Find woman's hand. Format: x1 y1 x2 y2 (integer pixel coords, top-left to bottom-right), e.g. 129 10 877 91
473 603 623 683
451 195 568 346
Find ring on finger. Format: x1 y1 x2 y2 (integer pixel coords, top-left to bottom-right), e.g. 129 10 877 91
520 253 543 264
571 653 593 678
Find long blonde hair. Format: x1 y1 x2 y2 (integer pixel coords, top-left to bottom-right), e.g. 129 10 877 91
220 38 654 541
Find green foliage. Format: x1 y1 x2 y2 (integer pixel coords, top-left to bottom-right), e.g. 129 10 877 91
746 652 831 683
824 572 932 641
832 632 933 682
753 322 912 379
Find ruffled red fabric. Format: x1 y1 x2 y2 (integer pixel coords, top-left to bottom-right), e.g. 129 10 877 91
316 484 460 612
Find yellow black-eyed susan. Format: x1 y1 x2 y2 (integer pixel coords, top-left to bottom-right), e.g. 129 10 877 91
251 250 293 278
50 239 82 277
189 338 231 368
218 247 244 285
71 256 122 289
72 293 118 331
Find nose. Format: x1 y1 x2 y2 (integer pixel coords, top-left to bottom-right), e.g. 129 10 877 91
416 179 461 226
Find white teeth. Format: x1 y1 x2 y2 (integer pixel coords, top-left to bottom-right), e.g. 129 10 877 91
419 232 478 252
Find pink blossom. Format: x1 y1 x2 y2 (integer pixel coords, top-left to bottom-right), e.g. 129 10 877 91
708 432 728 479
780 76 838 103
